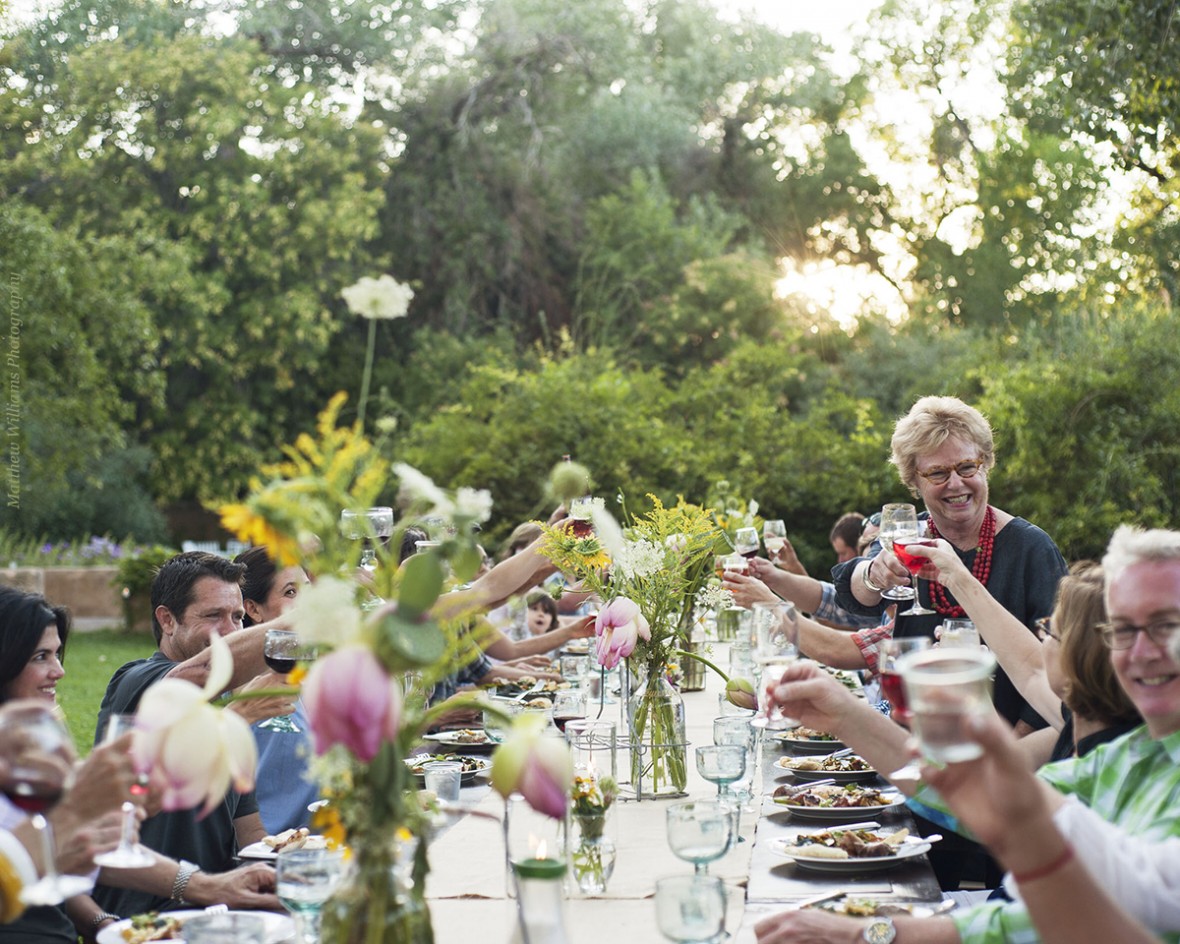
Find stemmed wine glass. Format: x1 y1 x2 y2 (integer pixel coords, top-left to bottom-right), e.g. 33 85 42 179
0 706 93 904
712 716 757 811
665 801 735 876
655 874 727 944
91 713 154 869
891 519 938 616
749 601 799 730
694 746 746 802
733 528 760 560
340 506 394 571
877 504 919 601
276 846 348 944
762 519 787 562
260 629 304 733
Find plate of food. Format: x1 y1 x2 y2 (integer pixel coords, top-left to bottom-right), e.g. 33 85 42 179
97 909 293 944
771 783 905 820
771 827 931 873
421 728 497 749
812 898 950 918
823 667 866 696
562 640 591 655
238 827 329 860
404 753 491 784
772 727 846 754
774 753 879 783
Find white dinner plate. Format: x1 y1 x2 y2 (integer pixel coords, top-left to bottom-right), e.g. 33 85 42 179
421 730 498 748
774 756 880 783
238 840 279 860
771 837 932 873
772 790 906 821
97 909 293 944
404 754 491 784
772 731 846 754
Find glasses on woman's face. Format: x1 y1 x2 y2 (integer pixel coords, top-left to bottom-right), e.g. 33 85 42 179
1097 618 1180 651
915 459 986 486
1034 616 1061 643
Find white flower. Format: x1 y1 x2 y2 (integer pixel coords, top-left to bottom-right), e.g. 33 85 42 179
614 539 664 581
392 463 450 518
341 275 414 321
590 505 626 559
289 576 363 646
696 582 735 611
453 487 493 524
134 634 257 816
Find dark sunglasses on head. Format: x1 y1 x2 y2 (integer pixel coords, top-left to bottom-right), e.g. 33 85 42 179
861 512 882 531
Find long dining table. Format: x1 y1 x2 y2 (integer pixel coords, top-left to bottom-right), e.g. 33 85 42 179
425 644 944 943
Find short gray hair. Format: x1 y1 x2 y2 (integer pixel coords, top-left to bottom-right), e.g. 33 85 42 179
1102 525 1180 598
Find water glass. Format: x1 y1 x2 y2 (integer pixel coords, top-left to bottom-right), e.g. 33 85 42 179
900 648 997 763
560 654 587 684
713 716 756 808
276 846 347 944
183 913 269 944
423 761 463 803
665 801 734 875
655 875 727 943
565 719 617 782
939 618 981 649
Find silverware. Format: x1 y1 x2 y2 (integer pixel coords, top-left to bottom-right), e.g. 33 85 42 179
789 890 847 911
780 777 836 795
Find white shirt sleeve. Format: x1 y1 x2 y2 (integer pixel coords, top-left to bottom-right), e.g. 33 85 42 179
1002 796 1180 931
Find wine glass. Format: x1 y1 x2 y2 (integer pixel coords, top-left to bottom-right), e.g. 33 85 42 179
276 846 348 944
550 688 587 734
694 746 746 802
655 874 727 944
91 713 155 869
260 629 302 733
340 506 394 571
733 527 760 560
877 503 919 601
665 801 734 876
749 601 799 730
891 519 937 616
0 706 93 904
712 716 756 809
888 647 996 784
877 636 933 727
762 519 787 561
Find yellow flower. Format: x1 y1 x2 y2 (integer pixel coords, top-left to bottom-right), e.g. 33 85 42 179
312 803 348 849
218 504 301 565
287 664 308 686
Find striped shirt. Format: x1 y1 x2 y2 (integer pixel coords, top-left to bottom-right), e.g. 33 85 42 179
947 725 1180 944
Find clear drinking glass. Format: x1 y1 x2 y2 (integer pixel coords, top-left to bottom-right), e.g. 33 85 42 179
733 527 760 559
939 618 981 649
276 846 348 944
750 602 799 730
665 802 735 876
655 874 727 943
902 648 997 764
762 519 787 561
712 716 756 807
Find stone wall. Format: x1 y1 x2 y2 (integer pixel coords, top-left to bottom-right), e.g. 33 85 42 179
0 567 152 632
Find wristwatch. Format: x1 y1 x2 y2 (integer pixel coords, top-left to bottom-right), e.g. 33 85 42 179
863 917 897 944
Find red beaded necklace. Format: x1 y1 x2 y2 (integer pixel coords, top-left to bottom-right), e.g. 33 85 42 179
925 506 996 617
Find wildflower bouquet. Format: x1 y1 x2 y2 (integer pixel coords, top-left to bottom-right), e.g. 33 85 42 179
218 394 568 944
569 773 618 893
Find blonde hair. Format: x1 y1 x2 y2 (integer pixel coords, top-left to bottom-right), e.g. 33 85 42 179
890 396 996 495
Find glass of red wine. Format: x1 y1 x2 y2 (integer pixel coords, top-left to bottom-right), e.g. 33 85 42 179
733 528 760 560
550 689 587 734
878 636 933 783
91 713 155 869
0 705 94 904
567 497 596 538
892 520 938 616
260 629 303 733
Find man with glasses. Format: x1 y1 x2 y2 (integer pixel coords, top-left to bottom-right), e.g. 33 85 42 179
754 523 1180 944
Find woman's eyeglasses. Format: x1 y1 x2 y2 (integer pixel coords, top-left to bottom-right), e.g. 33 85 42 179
915 459 986 486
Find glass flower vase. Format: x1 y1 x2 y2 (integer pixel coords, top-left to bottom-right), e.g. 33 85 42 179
569 812 616 895
627 666 687 799
320 832 432 944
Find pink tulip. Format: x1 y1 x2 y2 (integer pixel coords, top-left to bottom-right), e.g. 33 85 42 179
725 676 758 712
594 597 651 670
302 645 402 762
490 715 573 819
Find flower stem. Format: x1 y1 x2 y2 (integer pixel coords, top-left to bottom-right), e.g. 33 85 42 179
357 317 377 431
670 648 728 683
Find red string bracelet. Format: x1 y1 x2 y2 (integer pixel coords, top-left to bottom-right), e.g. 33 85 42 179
1010 843 1075 884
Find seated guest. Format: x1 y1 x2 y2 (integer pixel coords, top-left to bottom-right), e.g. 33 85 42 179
754 524 1180 944
92 552 286 919
829 511 865 563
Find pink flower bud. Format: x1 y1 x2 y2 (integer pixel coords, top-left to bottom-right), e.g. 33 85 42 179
302 645 402 762
491 715 573 820
725 676 758 712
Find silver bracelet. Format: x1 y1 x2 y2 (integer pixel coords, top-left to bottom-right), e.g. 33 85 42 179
862 560 886 594
91 913 120 930
171 860 198 903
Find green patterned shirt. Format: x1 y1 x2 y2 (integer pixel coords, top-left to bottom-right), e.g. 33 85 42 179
946 725 1180 944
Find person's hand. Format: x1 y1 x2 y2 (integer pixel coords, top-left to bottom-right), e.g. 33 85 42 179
54 808 129 875
755 905 868 943
863 549 911 595
766 661 862 740
505 655 555 670
768 534 806 575
720 571 779 609
899 538 970 590
60 736 138 822
547 505 568 525
186 863 281 911
228 672 297 726
917 711 1055 864
566 614 596 640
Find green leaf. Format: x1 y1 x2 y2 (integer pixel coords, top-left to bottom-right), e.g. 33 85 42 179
376 611 447 672
450 544 482 584
398 552 445 618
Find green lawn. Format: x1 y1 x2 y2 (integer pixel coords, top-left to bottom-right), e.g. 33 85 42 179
59 628 157 753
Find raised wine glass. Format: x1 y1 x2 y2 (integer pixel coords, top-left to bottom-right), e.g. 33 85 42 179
259 629 302 733
0 706 93 905
749 601 799 731
91 713 155 869
665 801 734 876
877 503 919 601
733 527 760 560
762 519 787 562
891 519 937 616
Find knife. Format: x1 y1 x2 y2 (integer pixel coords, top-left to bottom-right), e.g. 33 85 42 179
789 890 847 910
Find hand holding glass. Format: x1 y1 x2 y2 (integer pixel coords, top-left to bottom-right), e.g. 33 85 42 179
260 629 303 733
877 503 919 601
91 713 155 869
751 602 799 730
